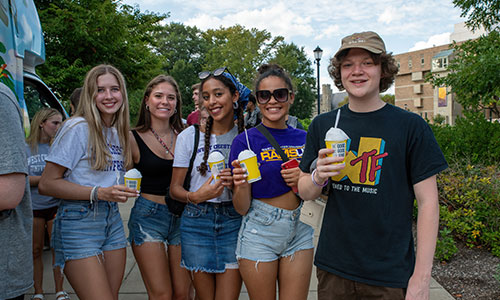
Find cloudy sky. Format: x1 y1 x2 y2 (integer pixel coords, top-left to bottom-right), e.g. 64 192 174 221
121 0 466 92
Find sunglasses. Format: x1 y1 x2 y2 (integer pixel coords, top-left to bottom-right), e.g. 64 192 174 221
255 88 290 104
198 67 235 81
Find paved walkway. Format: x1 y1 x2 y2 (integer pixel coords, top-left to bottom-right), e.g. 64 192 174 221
28 200 454 299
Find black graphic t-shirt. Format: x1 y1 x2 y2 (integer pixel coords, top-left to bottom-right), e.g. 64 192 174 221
299 104 448 288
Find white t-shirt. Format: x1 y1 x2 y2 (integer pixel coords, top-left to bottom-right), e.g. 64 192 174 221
173 125 238 203
46 117 126 189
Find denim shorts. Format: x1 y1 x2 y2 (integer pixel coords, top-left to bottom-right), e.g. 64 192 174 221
180 202 242 273
128 196 181 246
52 200 127 271
236 199 314 262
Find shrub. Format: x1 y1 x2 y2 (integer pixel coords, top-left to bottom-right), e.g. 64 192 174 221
436 163 500 259
299 118 311 131
435 227 458 262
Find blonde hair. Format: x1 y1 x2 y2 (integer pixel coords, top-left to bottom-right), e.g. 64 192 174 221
26 107 62 154
74 64 132 170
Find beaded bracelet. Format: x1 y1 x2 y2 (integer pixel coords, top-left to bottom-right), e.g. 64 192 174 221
311 169 328 187
90 186 99 204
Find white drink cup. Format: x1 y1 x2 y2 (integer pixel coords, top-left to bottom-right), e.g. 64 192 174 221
238 149 261 183
124 168 142 201
207 151 226 180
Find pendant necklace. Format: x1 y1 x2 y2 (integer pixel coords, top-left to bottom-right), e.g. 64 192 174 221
150 128 175 158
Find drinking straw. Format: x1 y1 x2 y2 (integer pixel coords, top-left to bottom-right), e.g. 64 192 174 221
334 109 341 128
244 128 251 149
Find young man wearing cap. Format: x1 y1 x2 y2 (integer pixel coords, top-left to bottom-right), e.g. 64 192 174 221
298 31 447 299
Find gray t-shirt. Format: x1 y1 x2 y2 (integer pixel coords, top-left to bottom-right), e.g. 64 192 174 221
46 117 126 189
26 143 60 210
0 84 33 298
173 125 238 203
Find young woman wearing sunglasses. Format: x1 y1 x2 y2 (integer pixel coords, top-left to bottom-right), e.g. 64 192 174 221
170 67 250 300
229 64 314 300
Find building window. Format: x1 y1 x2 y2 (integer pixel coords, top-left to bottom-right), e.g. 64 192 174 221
408 57 412 70
396 59 400 69
420 54 425 66
432 57 448 70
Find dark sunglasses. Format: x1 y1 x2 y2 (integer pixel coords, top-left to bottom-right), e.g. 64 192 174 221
198 67 234 81
255 88 290 104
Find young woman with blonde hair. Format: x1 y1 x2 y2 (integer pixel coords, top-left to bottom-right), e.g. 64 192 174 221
39 64 139 300
26 108 68 300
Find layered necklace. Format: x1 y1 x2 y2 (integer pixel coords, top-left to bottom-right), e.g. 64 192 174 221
150 128 175 158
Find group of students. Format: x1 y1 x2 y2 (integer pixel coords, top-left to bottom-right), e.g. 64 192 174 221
0 31 447 300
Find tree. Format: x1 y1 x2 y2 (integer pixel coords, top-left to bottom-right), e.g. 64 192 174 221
452 0 500 31
271 43 316 119
155 22 210 117
427 0 500 117
202 25 284 88
381 94 395 105
36 0 167 105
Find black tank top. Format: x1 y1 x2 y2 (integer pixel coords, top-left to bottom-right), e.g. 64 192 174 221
132 130 173 196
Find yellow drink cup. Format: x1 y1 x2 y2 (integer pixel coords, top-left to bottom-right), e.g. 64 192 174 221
124 168 142 201
208 151 226 180
238 150 261 183
325 140 348 164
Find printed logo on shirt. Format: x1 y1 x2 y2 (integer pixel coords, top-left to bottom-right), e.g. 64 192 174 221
103 143 125 172
260 146 304 162
332 137 388 186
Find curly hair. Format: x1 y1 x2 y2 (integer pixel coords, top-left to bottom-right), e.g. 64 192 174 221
328 50 399 93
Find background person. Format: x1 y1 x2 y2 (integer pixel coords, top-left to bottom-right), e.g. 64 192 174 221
69 87 82 116
128 74 193 299
230 64 314 300
170 67 250 300
26 108 69 300
298 31 447 300
0 83 34 300
186 83 201 126
39 64 139 300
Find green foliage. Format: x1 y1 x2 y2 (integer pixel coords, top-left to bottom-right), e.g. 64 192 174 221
271 43 316 119
426 30 500 117
430 112 500 166
435 227 458 262
156 23 209 118
202 25 283 89
433 114 446 125
452 0 500 31
380 94 395 105
299 118 312 131
37 0 167 103
437 163 500 258
338 96 349 107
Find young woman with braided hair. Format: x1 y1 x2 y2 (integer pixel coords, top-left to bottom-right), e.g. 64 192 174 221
170 67 250 300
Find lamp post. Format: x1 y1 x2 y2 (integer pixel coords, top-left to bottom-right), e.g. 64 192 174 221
314 46 323 115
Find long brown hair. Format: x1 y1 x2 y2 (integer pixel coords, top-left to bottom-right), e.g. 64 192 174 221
74 64 132 170
135 74 184 134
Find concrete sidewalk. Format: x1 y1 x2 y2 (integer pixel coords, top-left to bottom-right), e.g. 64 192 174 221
28 200 455 299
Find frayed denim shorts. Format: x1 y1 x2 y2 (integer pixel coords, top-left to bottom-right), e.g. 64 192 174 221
128 196 181 247
236 199 314 262
180 201 242 273
52 200 127 271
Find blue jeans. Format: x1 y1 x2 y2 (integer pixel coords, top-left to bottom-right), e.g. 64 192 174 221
180 202 241 273
236 199 314 262
52 200 127 271
128 196 181 246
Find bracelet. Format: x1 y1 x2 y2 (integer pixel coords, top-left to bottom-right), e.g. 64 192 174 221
90 186 99 203
90 186 97 203
311 169 328 187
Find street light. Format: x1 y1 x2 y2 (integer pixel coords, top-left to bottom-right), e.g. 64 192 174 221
314 46 323 115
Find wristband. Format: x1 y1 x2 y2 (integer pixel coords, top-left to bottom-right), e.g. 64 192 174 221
311 169 328 187
90 186 99 203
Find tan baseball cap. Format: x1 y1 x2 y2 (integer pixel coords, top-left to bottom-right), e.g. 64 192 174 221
334 31 386 58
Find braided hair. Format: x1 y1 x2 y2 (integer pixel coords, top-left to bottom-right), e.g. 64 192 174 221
198 74 245 176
